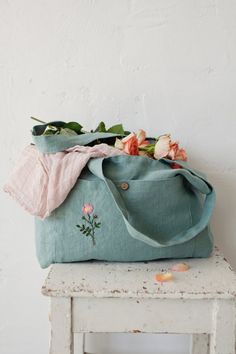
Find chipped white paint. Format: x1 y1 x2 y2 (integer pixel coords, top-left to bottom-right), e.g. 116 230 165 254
42 249 236 300
75 334 85 354
209 300 235 354
50 297 73 354
43 248 236 354
72 298 213 334
1 1 236 353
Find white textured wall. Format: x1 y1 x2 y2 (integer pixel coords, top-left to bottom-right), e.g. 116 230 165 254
1 1 236 353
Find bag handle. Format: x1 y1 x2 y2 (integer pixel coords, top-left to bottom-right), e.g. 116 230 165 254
88 157 215 247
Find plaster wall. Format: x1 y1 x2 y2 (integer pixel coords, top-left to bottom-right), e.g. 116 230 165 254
1 1 236 353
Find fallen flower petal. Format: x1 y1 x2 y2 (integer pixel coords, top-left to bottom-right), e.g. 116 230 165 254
155 272 173 282
171 263 190 272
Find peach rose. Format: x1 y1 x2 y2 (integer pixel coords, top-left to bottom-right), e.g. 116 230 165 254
115 130 149 156
122 133 139 155
154 135 187 161
168 142 179 160
154 135 171 159
136 129 149 146
175 148 187 161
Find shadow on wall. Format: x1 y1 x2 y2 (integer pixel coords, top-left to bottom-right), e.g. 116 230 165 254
209 172 236 269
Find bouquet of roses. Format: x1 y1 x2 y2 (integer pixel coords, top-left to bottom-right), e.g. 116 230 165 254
31 117 187 167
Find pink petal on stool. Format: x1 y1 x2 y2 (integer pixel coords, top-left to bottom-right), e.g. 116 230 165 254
155 272 173 282
171 263 190 272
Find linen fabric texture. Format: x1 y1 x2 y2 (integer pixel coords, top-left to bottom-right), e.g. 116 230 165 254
4 144 124 219
34 132 215 268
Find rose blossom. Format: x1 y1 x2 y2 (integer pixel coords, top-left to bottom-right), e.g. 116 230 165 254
154 135 171 159
154 134 187 161
82 203 94 215
122 133 139 155
115 129 149 156
175 148 187 161
136 129 148 146
115 132 139 155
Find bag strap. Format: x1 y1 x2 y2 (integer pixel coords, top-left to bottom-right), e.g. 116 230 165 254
88 157 215 248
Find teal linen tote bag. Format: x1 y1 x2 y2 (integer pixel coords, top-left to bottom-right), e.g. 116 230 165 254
33 131 215 268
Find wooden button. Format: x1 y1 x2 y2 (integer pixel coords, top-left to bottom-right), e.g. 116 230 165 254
121 182 129 190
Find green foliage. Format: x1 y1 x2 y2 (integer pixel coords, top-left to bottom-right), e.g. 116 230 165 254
64 122 83 134
94 121 125 135
31 116 126 136
95 121 106 132
107 124 125 135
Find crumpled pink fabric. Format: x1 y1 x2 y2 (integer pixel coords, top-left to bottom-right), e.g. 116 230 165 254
4 144 123 219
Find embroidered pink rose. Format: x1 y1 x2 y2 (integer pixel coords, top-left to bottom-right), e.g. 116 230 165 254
115 129 149 156
77 203 101 246
82 203 94 215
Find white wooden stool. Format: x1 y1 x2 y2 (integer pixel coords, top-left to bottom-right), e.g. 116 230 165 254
42 248 236 354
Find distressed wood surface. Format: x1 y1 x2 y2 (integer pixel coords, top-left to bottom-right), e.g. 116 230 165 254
72 298 213 334
209 299 235 354
50 297 73 354
73 333 84 354
42 248 236 300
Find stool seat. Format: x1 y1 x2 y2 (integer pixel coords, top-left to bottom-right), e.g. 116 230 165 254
42 248 236 300
42 247 236 354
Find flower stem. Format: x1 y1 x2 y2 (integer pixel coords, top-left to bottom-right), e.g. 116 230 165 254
30 116 46 124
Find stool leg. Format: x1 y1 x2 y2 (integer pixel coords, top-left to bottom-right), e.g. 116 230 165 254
76 333 85 354
190 334 209 354
209 299 235 354
50 297 73 354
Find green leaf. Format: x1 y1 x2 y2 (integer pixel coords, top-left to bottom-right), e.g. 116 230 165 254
124 130 131 135
107 124 125 135
64 122 83 134
60 128 78 136
95 121 106 132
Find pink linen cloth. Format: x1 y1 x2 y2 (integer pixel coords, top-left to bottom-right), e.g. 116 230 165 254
4 144 123 219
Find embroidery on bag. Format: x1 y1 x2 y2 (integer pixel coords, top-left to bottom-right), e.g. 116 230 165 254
76 203 101 246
